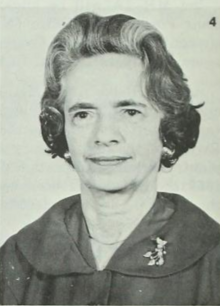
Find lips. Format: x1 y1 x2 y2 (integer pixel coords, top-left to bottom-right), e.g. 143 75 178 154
88 156 131 166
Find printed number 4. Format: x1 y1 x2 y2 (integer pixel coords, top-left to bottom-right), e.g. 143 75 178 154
209 17 216 26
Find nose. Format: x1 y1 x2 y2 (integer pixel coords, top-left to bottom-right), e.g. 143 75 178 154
93 116 122 146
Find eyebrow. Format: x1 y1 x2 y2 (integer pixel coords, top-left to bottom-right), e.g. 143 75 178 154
114 100 147 108
67 103 97 113
67 100 147 113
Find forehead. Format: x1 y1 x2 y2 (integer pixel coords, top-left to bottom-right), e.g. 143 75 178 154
64 54 146 104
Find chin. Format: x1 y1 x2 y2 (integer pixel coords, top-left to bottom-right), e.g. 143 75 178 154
85 176 134 193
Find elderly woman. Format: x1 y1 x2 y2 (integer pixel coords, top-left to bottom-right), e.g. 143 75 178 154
1 12 220 305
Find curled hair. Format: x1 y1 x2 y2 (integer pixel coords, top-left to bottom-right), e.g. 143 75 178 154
40 12 202 167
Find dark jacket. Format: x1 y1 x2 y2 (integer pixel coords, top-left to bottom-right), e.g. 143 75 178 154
1 193 220 305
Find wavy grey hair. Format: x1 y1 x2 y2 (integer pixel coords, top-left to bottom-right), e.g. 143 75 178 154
40 12 202 168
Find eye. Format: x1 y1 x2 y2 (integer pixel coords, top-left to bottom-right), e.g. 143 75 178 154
74 111 89 119
71 110 96 126
125 109 141 116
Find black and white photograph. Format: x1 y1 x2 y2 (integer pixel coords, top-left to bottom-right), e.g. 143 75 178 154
0 0 220 305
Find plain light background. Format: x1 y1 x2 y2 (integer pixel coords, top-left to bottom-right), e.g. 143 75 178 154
1 1 220 246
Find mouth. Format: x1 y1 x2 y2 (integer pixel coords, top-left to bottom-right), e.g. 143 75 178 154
88 156 132 166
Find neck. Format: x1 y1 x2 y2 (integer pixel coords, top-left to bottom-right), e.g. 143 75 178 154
81 176 158 244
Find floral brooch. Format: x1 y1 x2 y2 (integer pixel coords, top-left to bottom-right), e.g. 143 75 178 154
143 237 167 266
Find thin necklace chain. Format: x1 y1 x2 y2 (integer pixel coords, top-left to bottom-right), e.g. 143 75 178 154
89 235 126 245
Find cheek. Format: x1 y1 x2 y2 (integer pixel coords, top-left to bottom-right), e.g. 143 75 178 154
128 124 162 157
65 127 82 154
65 124 93 160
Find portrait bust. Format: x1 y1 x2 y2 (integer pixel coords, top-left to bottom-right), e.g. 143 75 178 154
1 4 220 305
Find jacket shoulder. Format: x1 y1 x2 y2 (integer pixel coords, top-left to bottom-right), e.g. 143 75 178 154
162 192 220 230
161 192 220 259
0 234 29 304
0 195 81 304
17 194 80 238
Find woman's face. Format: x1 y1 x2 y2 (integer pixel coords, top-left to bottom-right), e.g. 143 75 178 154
64 54 163 192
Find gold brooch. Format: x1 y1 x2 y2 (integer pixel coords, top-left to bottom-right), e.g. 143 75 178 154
143 237 167 266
